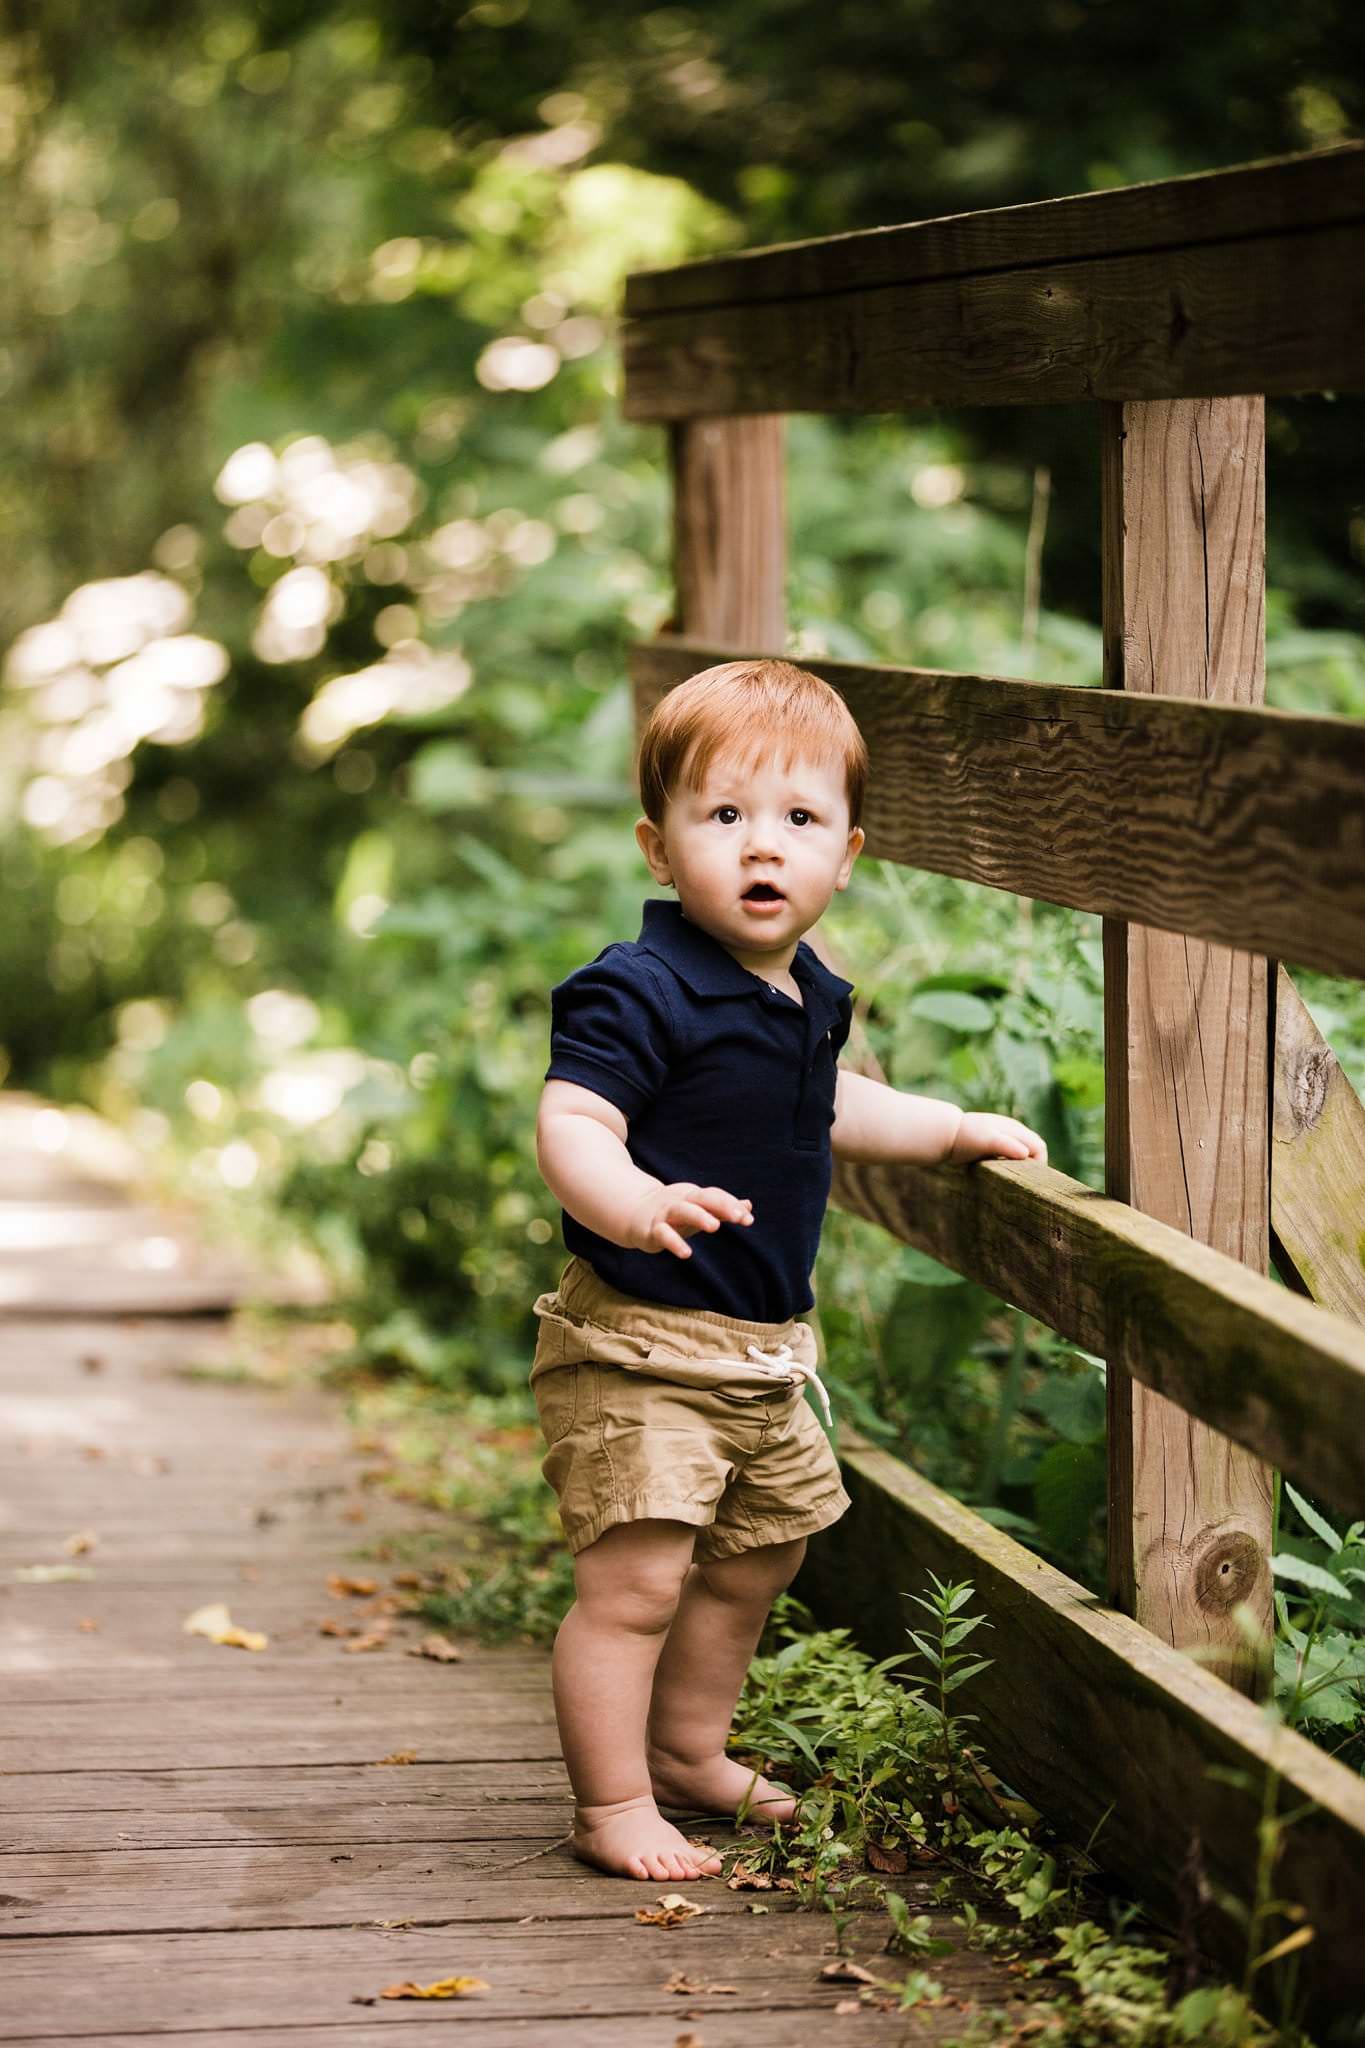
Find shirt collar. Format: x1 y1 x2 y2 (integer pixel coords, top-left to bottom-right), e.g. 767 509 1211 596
637 897 854 1018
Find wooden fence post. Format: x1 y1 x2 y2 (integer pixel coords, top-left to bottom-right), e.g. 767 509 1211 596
668 417 786 646
1100 396 1274 1694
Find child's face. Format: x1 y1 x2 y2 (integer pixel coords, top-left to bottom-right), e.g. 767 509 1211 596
634 743 864 961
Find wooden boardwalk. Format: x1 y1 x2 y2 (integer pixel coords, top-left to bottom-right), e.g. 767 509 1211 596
1 1099 1040 2043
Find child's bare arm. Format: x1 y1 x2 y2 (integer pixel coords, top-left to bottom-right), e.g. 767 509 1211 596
537 1079 753 1258
831 1069 1047 1165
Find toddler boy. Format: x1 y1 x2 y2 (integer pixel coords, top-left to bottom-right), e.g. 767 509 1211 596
533 657 1047 1883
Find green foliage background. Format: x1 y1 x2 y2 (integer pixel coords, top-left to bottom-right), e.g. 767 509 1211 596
5 0 1365 1751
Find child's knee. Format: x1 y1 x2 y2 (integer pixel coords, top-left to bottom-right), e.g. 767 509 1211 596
699 1534 806 1607
574 1519 695 1635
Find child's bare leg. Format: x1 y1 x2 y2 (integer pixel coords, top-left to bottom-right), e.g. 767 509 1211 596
552 1518 724 1881
646 1535 807 1826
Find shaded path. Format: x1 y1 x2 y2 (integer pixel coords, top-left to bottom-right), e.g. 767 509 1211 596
1 1098 1035 2042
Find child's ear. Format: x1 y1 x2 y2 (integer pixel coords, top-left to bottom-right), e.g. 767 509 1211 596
836 825 865 888
634 814 670 885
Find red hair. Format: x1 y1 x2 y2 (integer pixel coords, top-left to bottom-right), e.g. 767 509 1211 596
637 659 867 829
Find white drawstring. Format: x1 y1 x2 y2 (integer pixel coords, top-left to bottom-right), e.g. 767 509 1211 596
705 1339 833 1429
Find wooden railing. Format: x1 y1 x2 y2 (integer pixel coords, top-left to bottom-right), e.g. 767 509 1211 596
623 144 1365 2021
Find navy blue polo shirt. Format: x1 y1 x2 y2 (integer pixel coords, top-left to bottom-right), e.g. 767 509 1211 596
544 896 855 1323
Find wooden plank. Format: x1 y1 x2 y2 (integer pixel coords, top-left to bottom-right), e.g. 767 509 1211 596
798 1435 1365 2026
1271 963 1365 1321
0 1915 994 2043
0 2019 967 2048
669 416 785 646
631 641 1365 981
1100 395 1272 1687
0 2022 956 2048
3 1661 552 1703
4 1799 574 1854
0 1760 568 1813
626 144 1365 316
825 1151 1365 1518
6 1846 848 1936
623 222 1365 418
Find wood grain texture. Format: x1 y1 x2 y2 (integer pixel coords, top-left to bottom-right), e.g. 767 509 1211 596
798 1435 1365 2028
623 222 1365 418
668 415 786 645
1100 397 1272 1688
625 143 1365 315
631 641 1365 980
1270 963 1365 1322
0 1918 1022 2042
824 1151 1365 1518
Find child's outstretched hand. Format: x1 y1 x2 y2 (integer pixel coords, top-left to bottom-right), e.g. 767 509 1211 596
947 1111 1048 1165
627 1182 753 1259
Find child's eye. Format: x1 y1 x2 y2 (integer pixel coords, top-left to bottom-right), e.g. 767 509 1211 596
712 806 818 823
790 809 813 827
712 805 740 824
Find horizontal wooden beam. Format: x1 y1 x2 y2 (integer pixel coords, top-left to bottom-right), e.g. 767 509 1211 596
626 145 1365 318
823 1146 1365 1519
796 1436 1365 2024
623 150 1365 418
631 641 1365 981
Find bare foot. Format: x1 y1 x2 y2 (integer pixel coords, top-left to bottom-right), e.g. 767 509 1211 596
648 1748 800 1827
572 1792 724 1881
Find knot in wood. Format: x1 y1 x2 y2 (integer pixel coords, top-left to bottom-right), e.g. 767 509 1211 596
1193 1529 1263 1614
1286 1048 1330 1133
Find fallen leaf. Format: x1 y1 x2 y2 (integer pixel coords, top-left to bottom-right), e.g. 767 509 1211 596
663 1973 705 1995
746 1902 770 1914
675 2036 704 2048
318 1618 354 1637
63 1530 98 1555
725 1864 773 1891
866 1838 909 1875
342 1631 390 1654
15 1564 95 1583
77 1617 99 1633
819 1961 877 1985
392 1569 424 1588
327 1574 378 1597
834 1999 861 2015
376 1917 415 1929
182 1602 268 1652
374 1749 417 1766
636 1892 706 1928
379 1975 489 2000
407 1633 463 1663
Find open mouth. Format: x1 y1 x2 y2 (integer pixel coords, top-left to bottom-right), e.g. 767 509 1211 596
742 883 785 902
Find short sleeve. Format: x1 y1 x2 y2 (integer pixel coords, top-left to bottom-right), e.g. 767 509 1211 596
545 950 675 1122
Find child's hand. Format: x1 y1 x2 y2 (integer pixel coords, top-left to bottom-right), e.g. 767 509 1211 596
627 1183 754 1259
947 1111 1048 1165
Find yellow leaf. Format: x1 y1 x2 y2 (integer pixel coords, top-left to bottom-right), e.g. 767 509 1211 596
1255 1925 1315 1970
182 1602 268 1651
379 1975 489 2000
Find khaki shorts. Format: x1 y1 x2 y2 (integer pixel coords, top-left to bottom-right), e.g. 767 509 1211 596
529 1256 851 1561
